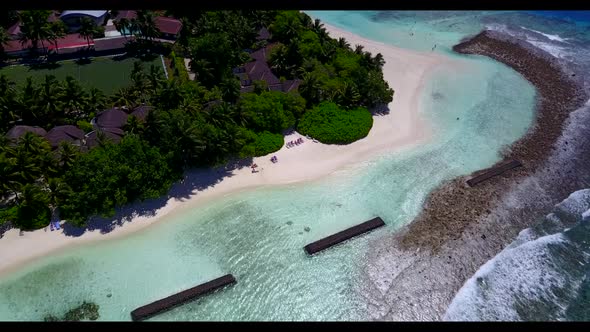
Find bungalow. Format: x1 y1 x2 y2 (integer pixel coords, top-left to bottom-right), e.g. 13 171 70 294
234 44 302 94
85 127 125 149
155 16 182 40
60 10 108 31
113 11 182 41
44 125 85 149
5 126 47 141
92 108 129 129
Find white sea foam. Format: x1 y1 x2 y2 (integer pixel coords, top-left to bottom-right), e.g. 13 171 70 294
445 189 590 321
525 40 572 59
521 27 570 43
443 233 568 321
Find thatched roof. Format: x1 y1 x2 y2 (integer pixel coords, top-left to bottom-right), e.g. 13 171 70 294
85 128 125 149
45 125 85 148
6 126 47 140
94 108 129 129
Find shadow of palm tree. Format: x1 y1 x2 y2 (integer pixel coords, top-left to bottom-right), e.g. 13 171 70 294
75 58 92 66
28 61 62 71
61 157 254 237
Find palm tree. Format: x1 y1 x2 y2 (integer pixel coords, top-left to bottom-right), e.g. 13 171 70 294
78 17 98 50
111 87 139 109
312 19 326 35
18 10 52 56
13 132 47 184
128 18 139 39
37 75 62 124
18 77 40 123
268 44 291 77
136 10 160 42
60 76 87 119
0 75 18 129
205 102 235 128
47 177 71 208
55 141 79 171
337 37 351 50
0 27 9 58
17 183 50 228
372 53 385 70
154 79 183 110
124 115 144 135
48 20 67 54
300 13 313 29
300 72 322 105
147 64 164 94
0 151 20 200
114 17 130 40
190 58 215 87
354 44 365 55
86 87 106 116
176 118 206 167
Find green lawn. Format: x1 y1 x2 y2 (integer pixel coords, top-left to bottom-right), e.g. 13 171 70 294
0 56 164 95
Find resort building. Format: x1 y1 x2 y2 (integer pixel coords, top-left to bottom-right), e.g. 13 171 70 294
234 31 302 94
92 108 129 129
112 11 182 41
59 10 108 31
5 126 47 142
44 125 86 149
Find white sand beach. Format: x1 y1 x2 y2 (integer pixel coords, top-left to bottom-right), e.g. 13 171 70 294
0 24 458 276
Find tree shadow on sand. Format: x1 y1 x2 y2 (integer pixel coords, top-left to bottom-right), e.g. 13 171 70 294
370 103 391 116
60 157 254 237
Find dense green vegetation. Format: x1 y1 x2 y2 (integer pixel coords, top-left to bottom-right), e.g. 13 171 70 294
0 10 394 230
240 130 284 157
298 102 373 144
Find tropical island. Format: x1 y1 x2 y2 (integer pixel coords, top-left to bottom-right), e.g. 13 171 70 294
0 10 394 231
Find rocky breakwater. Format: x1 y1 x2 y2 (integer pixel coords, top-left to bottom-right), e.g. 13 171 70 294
356 30 590 321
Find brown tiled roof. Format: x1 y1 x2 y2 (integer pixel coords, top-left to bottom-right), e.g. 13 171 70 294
6 126 47 140
114 10 137 20
45 125 85 148
4 33 90 53
155 16 182 35
95 108 129 129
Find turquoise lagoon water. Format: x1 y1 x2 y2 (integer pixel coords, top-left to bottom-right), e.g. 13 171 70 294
0 13 538 321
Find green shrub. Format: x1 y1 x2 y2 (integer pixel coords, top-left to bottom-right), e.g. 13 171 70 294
239 130 284 157
76 120 93 133
0 206 18 225
297 102 373 144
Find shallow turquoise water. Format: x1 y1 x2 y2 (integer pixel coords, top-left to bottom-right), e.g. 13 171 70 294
0 13 537 321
